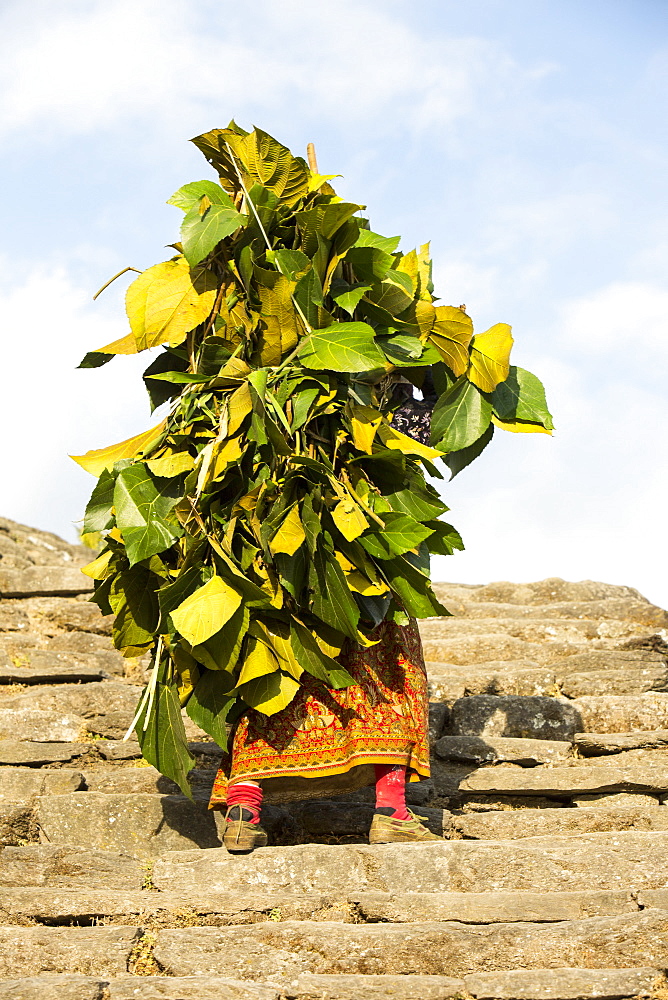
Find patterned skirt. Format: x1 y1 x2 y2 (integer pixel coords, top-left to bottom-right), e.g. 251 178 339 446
208 619 430 807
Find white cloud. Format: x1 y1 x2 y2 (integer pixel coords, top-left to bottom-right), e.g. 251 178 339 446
0 0 515 142
561 280 668 359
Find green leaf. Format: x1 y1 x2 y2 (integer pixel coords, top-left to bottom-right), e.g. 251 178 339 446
191 603 249 673
381 555 450 618
301 494 321 554
83 468 116 533
431 379 493 453
384 485 446 521
113 464 183 565
78 351 114 369
444 423 494 479
135 672 195 797
490 366 554 431
181 200 246 266
424 520 465 555
346 246 394 284
268 248 311 281
330 280 372 317
116 564 160 632
360 513 434 559
186 670 236 748
142 349 189 412
168 180 231 212
290 620 355 689
354 230 401 253
310 548 360 639
299 322 386 373
148 372 211 384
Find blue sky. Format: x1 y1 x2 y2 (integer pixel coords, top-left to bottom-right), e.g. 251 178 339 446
1 0 667 607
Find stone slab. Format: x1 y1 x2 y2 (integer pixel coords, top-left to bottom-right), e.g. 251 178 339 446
434 735 572 767
561 667 668 698
152 910 668 978
0 978 105 1000
464 967 661 1000
452 805 668 840
2 681 142 739
0 568 93 597
353 889 637 923
428 665 558 701
107 978 282 999
422 635 580 666
0 709 86 742
0 741 91 766
554 649 667 674
574 730 668 755
0 802 32 846
450 694 581 740
0 845 142 889
288 974 466 1000
572 694 668 733
0 767 85 803
459 763 668 796
573 792 660 808
0 926 139 978
36 792 223 857
0 664 109 684
154 831 668 894
0 887 341 925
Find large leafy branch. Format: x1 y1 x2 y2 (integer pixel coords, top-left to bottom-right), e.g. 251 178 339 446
73 123 553 794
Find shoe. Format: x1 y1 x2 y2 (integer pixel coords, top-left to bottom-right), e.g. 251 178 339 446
222 805 268 853
369 809 442 844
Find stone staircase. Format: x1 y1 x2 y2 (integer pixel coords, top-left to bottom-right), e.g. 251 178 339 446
1 515 668 999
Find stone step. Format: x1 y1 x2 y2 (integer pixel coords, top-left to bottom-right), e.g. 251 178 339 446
574 730 668 756
420 618 602 641
149 911 668 978
1 885 658 927
0 567 93 598
6 969 658 1000
0 739 142 765
0 844 143 889
448 692 668 739
422 635 584 666
433 736 573 766
154 831 668 894
561 667 668 697
451 805 668 840
459 762 668 798
428 664 559 700
431 591 668 625
0 926 139 979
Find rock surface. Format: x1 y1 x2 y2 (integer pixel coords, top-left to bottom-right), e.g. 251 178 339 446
2 518 668 997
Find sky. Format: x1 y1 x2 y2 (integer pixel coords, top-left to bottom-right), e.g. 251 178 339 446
1 0 667 607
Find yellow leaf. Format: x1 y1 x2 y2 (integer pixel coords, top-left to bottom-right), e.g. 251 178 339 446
250 620 303 681
308 172 341 193
80 550 112 579
210 435 244 480
227 382 253 435
238 669 300 716
346 570 389 596
429 306 473 376
378 423 444 460
269 505 306 556
237 634 280 684
349 404 383 454
256 276 301 364
416 243 433 301
492 415 551 435
93 332 138 356
301 617 345 659
70 420 167 477
469 323 514 393
332 498 369 541
146 449 195 477
218 356 251 381
126 257 218 352
172 645 200 706
170 575 242 646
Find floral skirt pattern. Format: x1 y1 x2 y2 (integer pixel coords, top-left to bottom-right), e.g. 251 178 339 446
208 619 430 807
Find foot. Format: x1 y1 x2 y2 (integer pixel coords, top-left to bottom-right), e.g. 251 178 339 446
369 809 442 844
222 805 268 853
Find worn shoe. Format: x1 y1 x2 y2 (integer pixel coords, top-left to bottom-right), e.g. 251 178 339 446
222 805 268 853
369 809 442 844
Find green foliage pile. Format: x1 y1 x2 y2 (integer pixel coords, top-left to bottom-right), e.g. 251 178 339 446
74 123 552 794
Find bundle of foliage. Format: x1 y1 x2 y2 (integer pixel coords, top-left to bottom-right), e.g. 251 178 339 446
73 124 552 794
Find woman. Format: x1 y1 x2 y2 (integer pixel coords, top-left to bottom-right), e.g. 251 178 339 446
209 377 441 852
